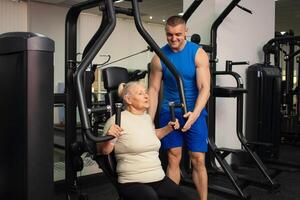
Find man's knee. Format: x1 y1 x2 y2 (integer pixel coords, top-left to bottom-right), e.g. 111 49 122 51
190 152 206 170
167 147 182 166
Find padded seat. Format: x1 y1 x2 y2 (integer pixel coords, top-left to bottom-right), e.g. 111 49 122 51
213 86 247 97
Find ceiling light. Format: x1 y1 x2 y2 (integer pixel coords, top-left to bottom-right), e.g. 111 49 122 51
115 0 124 3
149 16 153 20
162 19 166 22
178 12 184 16
280 31 286 35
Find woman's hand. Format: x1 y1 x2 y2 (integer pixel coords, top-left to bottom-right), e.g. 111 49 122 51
107 124 124 143
168 118 180 130
97 124 123 155
156 118 180 139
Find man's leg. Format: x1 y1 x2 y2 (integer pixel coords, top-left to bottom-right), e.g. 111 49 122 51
166 147 182 184
190 152 207 200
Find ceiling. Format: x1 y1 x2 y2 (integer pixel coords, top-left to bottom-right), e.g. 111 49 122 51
30 0 300 33
31 0 183 24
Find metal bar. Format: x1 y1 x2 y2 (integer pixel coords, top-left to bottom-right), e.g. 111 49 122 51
65 4 82 198
64 1 103 197
82 2 107 58
287 41 295 115
207 0 242 170
265 35 300 47
209 0 241 148
274 42 280 68
54 93 66 104
284 49 300 62
297 57 300 122
182 0 204 22
114 6 133 16
131 0 187 114
101 47 150 67
208 139 248 199
237 95 278 188
75 0 116 133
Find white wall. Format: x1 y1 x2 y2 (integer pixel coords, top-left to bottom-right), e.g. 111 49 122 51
184 0 216 44
28 2 69 92
0 0 27 33
216 0 275 149
28 2 165 91
184 0 275 150
78 13 165 71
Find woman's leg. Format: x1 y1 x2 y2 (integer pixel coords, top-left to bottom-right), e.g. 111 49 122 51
154 176 195 200
118 182 159 200
153 176 180 200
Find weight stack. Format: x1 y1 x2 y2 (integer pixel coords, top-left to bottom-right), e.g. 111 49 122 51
0 32 54 200
245 63 281 159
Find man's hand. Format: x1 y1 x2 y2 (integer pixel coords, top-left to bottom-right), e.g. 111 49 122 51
182 111 199 132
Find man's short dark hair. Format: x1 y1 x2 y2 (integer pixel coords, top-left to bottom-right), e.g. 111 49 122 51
166 16 186 27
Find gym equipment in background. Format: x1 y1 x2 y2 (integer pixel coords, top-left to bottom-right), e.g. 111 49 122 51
0 32 54 200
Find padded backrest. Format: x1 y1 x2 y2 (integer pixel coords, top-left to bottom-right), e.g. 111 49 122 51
102 67 129 113
102 66 129 91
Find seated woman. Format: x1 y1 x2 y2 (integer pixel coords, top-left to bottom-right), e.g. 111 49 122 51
98 81 190 200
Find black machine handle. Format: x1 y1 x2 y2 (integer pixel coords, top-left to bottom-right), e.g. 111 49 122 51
214 60 248 88
169 102 178 122
131 0 187 115
115 103 122 126
225 60 249 72
75 0 116 143
89 105 111 114
213 71 244 88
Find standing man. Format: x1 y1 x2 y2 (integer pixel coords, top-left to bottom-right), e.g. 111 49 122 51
148 16 210 200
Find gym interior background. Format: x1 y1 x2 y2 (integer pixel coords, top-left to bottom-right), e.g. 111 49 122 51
0 0 299 199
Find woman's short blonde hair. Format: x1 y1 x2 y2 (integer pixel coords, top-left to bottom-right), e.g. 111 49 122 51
117 81 141 98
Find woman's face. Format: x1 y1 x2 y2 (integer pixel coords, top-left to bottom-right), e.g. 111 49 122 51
125 84 149 110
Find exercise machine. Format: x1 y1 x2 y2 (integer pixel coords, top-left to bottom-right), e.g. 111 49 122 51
0 32 54 200
61 0 189 199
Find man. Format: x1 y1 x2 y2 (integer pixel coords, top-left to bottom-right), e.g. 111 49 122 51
148 16 210 200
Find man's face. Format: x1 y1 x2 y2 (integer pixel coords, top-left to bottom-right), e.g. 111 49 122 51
165 23 187 52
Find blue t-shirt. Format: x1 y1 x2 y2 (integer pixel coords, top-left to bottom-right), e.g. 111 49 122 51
160 41 207 115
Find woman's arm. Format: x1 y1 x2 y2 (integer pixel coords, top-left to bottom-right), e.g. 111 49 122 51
155 119 179 139
97 117 123 155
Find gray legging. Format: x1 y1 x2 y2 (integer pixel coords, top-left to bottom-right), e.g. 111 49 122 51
118 176 192 200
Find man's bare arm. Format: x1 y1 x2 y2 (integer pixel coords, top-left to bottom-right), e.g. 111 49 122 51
148 55 163 121
182 48 210 132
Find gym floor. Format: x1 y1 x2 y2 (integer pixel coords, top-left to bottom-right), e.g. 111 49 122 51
54 144 300 200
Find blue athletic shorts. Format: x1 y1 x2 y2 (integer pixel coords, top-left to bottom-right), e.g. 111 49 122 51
159 110 208 152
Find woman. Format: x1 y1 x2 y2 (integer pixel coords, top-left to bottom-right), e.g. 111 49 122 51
98 81 189 200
